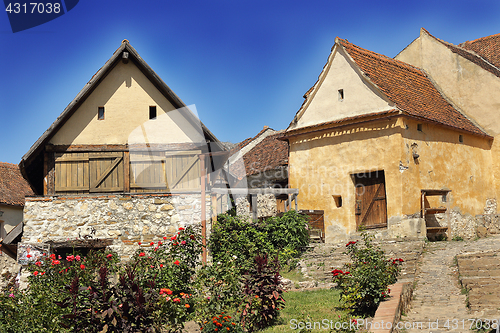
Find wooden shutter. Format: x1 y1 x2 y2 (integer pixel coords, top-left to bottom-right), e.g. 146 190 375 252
165 151 201 191
54 152 124 194
130 150 201 193
54 152 90 193
354 171 387 229
130 151 169 192
89 152 124 192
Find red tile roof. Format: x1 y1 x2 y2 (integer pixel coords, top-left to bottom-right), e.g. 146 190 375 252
243 131 288 176
459 33 500 69
0 162 34 207
337 38 487 136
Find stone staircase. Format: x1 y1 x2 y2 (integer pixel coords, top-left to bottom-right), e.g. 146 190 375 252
297 238 425 284
457 250 500 315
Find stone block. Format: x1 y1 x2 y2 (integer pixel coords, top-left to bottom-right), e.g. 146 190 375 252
160 204 174 211
123 202 134 210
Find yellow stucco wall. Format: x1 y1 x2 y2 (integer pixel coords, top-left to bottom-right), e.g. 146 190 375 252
50 61 203 146
396 29 500 208
290 47 393 130
289 117 493 242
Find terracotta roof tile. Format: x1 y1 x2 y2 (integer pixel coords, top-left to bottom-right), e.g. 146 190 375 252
337 38 487 136
459 33 500 69
243 131 288 176
0 162 34 207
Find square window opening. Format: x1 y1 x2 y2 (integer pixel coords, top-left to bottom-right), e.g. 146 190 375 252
98 107 105 120
149 106 157 120
459 135 463 143
417 124 423 132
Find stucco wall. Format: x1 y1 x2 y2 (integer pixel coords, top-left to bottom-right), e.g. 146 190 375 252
0 204 24 239
49 61 203 146
291 47 393 130
396 31 500 136
288 117 494 242
22 193 210 260
289 118 404 242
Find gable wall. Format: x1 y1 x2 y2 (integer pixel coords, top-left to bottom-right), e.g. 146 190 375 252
396 33 500 136
50 61 201 146
396 32 500 204
292 48 393 130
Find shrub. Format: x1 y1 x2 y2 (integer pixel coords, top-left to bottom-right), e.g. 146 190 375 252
240 255 285 332
194 257 244 324
332 233 403 316
209 211 310 272
0 227 201 332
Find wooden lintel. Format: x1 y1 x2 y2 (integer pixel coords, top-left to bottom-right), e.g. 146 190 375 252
47 143 205 153
211 188 299 195
47 238 113 249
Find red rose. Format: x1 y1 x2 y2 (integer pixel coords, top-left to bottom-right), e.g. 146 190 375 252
139 252 145 257
80 264 85 270
174 260 180 265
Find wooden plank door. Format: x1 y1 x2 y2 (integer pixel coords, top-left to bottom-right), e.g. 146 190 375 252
354 171 387 229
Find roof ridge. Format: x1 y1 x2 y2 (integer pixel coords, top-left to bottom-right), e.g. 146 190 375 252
337 38 424 75
0 162 18 168
459 33 500 47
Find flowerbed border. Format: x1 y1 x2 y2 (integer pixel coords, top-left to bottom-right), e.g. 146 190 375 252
369 282 412 333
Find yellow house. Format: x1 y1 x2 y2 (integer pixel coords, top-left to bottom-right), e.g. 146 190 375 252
283 31 499 242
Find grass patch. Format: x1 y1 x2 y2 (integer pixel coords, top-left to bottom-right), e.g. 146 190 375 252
261 289 347 332
280 269 309 283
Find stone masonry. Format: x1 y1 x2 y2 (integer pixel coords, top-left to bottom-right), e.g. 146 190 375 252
22 193 210 260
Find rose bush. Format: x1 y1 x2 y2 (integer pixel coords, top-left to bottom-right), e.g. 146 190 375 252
332 233 403 316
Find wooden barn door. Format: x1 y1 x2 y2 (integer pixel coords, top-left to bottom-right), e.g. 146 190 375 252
54 152 124 194
354 171 387 229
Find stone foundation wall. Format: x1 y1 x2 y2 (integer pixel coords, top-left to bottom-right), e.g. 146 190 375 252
235 194 278 221
23 193 210 260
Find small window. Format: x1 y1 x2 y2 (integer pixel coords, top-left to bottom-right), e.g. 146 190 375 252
338 89 344 101
149 106 157 120
417 124 423 132
333 195 342 208
98 107 105 120
459 135 463 143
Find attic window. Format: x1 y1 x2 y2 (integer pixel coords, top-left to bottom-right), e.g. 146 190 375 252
459 135 463 143
149 106 157 120
417 124 423 132
98 107 105 120
338 89 344 101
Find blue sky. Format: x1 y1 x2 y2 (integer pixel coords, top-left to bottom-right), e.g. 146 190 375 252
1 0 500 164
